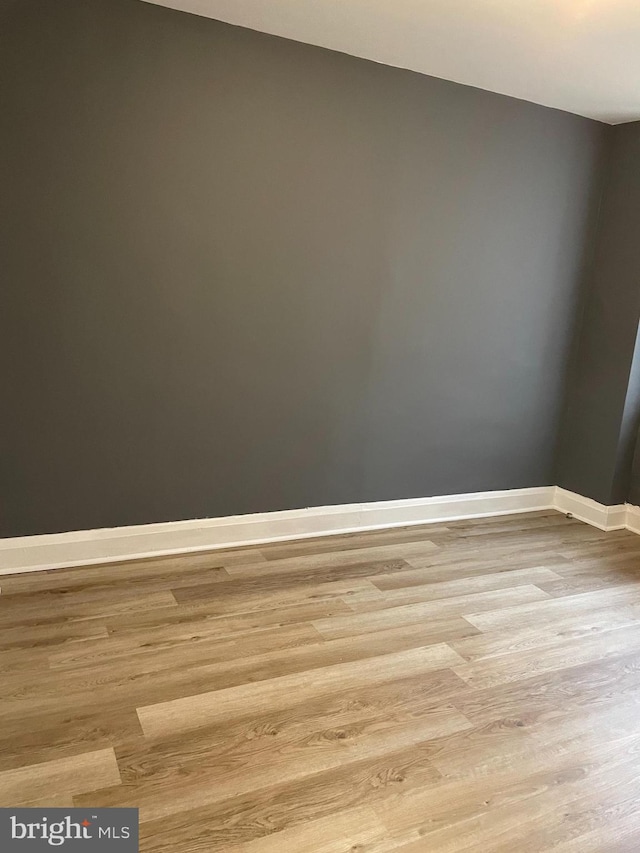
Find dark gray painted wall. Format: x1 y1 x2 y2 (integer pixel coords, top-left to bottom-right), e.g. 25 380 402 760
556 121 640 505
1 0 608 536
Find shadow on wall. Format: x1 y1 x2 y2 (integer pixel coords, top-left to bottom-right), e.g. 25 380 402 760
622 324 640 506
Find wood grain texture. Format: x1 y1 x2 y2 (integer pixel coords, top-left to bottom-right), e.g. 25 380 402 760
3 512 640 851
0 749 121 806
137 644 467 738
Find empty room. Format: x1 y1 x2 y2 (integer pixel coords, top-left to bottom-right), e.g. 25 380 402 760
3 0 640 850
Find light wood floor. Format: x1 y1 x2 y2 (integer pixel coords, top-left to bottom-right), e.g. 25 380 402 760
3 511 640 851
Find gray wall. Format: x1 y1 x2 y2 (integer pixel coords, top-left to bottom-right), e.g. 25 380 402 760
1 0 608 537
556 121 640 505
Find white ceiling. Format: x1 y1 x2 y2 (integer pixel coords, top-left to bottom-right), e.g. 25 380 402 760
142 0 640 124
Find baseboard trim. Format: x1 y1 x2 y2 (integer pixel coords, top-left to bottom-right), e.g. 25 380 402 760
624 504 640 535
552 487 628 532
3 485 638 576
0 486 556 575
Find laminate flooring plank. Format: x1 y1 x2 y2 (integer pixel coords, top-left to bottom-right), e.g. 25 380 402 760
104 599 354 642
0 589 178 628
136 738 444 852
369 566 562 600
171 576 386 614
48 620 322 672
0 564 231 596
450 606 640 663
463 583 640 632
372 555 571 591
54 623 470 699
224 542 439 580
78 706 470 822
0 707 144 772
261 524 453 560
314 585 550 640
453 622 640 689
137 644 467 738
0 748 121 806
452 651 640 727
237 805 387 853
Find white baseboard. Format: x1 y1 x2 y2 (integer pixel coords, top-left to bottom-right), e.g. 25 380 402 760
0 486 556 576
625 504 640 535
552 487 628 532
3 484 638 577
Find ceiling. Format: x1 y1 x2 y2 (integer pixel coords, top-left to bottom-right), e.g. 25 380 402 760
141 0 640 124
